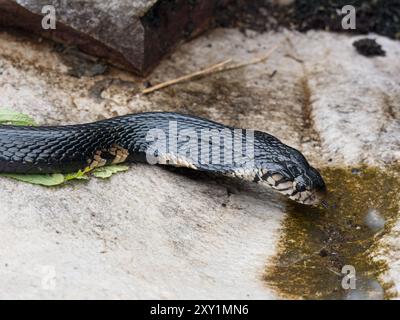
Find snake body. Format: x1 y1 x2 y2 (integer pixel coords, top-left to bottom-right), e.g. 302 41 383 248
0 112 326 205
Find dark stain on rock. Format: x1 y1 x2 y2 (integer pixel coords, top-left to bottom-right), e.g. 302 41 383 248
298 75 321 149
299 76 312 130
88 79 113 102
265 166 400 299
57 46 109 78
382 93 398 120
353 38 386 57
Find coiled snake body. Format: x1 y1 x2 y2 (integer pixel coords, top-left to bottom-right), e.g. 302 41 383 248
0 112 326 205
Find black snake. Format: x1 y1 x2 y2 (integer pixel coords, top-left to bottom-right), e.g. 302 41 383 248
0 112 326 205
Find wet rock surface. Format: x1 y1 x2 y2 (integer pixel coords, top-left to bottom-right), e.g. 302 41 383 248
266 166 400 299
0 27 399 298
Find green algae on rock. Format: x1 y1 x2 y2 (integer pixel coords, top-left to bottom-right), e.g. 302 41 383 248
265 166 400 299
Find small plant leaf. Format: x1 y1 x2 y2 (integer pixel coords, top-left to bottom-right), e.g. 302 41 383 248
64 168 91 181
0 173 65 186
0 108 36 126
92 165 130 179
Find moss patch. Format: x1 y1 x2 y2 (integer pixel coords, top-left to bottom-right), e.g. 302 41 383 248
265 166 400 299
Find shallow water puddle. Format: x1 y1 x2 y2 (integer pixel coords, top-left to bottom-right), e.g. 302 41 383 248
265 166 400 299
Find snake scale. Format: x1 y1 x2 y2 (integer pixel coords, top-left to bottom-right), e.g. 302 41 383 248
0 112 326 205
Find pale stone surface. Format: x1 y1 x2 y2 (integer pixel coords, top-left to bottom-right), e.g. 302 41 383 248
0 164 284 299
296 32 400 165
0 28 399 299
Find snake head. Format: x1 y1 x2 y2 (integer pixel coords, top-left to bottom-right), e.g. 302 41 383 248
289 165 327 206
255 140 327 206
261 165 326 206
253 130 327 206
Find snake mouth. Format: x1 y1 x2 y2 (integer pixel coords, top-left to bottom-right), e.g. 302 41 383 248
288 188 327 206
262 170 327 206
289 177 327 206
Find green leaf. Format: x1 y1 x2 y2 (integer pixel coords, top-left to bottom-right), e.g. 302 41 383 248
92 165 129 179
0 108 37 126
64 168 91 181
0 173 65 186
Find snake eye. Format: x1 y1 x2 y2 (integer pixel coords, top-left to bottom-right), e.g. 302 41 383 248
295 181 307 192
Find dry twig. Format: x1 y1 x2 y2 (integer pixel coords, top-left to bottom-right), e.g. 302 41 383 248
142 59 232 94
141 43 281 94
